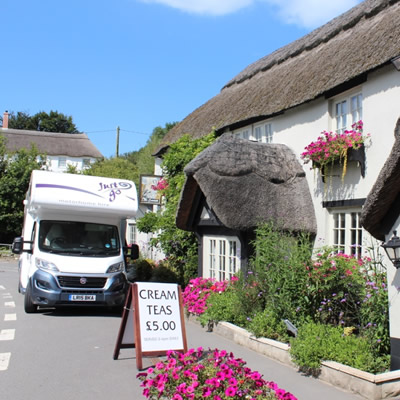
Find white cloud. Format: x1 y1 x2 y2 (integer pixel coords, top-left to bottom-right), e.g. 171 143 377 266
138 0 361 28
138 0 253 16
264 0 361 29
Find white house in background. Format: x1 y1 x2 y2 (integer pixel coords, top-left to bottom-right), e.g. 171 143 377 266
155 0 400 369
0 111 102 172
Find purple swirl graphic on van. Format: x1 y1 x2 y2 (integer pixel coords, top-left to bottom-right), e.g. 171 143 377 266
36 184 105 198
37 182 136 203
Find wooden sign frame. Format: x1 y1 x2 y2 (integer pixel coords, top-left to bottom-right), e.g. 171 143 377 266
113 284 136 359
114 282 188 370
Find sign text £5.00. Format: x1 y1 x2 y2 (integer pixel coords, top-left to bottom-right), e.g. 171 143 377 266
113 282 188 370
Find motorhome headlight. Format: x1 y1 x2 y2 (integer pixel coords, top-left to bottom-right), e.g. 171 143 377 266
35 258 59 272
107 262 124 273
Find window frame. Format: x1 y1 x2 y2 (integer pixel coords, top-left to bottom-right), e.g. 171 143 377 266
58 157 67 169
128 223 137 245
234 122 273 143
333 91 363 133
328 207 364 258
203 235 240 281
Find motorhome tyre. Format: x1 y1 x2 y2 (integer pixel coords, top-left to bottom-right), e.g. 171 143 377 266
24 283 38 313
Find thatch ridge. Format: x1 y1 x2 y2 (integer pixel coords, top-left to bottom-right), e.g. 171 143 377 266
223 0 394 88
0 128 103 158
158 0 400 151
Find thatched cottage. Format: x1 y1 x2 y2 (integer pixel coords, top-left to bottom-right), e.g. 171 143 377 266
155 0 400 369
176 134 317 278
0 111 102 171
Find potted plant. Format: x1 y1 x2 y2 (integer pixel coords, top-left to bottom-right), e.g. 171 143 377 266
300 121 369 181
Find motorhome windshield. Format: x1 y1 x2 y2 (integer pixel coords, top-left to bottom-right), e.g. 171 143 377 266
39 221 120 256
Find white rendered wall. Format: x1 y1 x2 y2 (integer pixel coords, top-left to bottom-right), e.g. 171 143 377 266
45 155 96 172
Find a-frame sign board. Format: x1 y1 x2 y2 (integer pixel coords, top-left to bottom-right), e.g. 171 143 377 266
113 282 188 370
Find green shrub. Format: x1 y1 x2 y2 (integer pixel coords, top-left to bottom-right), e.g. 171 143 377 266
247 308 289 343
198 287 247 328
289 321 388 374
150 265 179 283
129 259 153 282
250 222 313 325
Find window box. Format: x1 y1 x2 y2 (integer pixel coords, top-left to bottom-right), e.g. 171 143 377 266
312 144 366 182
301 121 369 182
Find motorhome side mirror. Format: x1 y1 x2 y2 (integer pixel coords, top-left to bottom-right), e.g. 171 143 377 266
130 244 139 261
11 237 23 254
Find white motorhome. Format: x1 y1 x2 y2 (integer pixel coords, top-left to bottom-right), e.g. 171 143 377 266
12 170 139 313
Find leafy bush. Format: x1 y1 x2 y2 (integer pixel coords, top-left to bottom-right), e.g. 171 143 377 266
198 285 248 328
149 265 178 283
130 259 153 282
289 321 387 374
306 249 365 326
247 308 289 343
137 132 216 286
250 222 313 325
136 212 158 234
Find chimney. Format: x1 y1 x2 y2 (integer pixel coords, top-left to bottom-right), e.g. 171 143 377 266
2 111 9 129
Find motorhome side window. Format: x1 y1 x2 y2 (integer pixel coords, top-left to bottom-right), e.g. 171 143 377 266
30 221 36 250
39 221 120 256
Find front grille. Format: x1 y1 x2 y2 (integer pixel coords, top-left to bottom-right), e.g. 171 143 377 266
61 290 103 294
57 276 107 289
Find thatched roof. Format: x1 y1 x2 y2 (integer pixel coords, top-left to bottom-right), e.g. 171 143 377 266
360 119 400 241
176 134 317 234
0 128 103 158
158 0 400 152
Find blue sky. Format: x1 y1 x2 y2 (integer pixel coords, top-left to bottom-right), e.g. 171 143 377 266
1 0 361 158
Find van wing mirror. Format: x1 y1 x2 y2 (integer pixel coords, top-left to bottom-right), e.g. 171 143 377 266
127 244 139 261
11 237 23 254
12 237 33 254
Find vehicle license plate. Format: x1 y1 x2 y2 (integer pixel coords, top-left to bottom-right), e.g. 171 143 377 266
69 294 96 301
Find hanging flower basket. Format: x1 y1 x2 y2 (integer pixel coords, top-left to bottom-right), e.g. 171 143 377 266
312 144 366 182
301 121 369 182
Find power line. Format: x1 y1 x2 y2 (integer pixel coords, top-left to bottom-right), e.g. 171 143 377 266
83 129 115 133
120 129 151 136
84 128 151 136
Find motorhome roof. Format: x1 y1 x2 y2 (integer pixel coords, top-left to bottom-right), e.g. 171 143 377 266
27 170 138 218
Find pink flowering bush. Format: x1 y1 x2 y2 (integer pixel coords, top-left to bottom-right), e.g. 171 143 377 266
300 121 369 179
182 277 232 316
137 347 298 400
305 249 365 326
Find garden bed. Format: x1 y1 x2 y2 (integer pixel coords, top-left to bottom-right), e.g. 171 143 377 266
187 316 400 400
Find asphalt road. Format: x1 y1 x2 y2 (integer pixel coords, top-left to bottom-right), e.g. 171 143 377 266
0 259 363 400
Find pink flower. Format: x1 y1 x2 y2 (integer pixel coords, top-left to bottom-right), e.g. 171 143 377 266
225 386 237 396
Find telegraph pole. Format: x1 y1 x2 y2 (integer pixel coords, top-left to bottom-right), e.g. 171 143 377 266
116 126 120 157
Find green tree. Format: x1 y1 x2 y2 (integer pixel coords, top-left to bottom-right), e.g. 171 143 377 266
122 122 177 183
1 110 79 133
83 156 139 181
0 136 45 243
137 132 216 285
